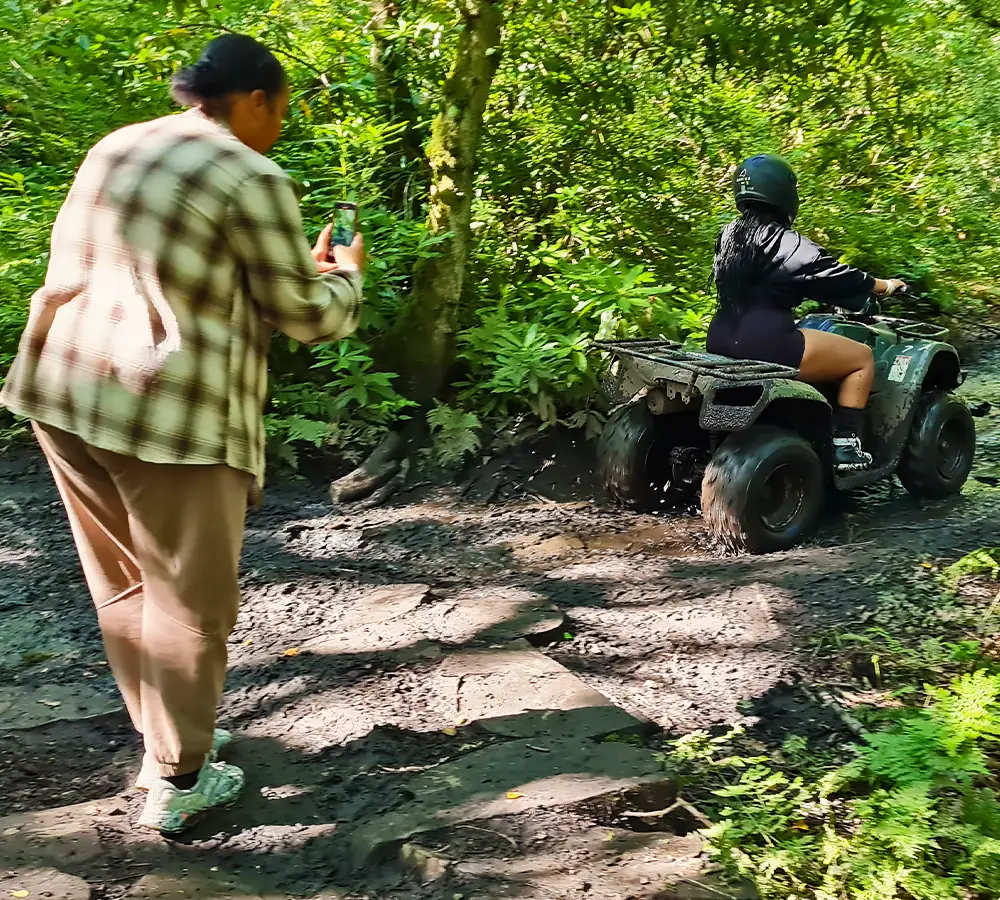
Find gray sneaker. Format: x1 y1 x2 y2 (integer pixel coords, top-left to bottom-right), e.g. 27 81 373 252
135 728 233 791
137 761 245 834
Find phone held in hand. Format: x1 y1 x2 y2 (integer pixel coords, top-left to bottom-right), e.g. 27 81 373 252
327 201 357 260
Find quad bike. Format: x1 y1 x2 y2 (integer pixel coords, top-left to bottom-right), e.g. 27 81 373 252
594 297 979 553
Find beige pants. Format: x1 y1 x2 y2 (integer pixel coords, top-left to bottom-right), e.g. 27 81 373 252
32 422 250 778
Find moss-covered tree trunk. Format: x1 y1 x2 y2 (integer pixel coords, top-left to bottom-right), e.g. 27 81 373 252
381 0 504 402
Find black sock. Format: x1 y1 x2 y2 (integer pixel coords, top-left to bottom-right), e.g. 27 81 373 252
835 405 865 439
165 772 199 790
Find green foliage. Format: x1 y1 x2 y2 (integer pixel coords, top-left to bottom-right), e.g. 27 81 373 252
942 548 1000 586
457 315 595 426
812 559 1000 694
672 672 1000 900
672 552 1000 899
6 0 1000 462
426 402 481 467
264 338 414 468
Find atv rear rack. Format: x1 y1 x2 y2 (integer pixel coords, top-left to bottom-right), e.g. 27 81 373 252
593 339 799 385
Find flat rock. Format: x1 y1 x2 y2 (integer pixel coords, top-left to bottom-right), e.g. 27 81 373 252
347 734 671 863
0 868 90 900
0 609 76 670
479 703 650 741
126 872 266 899
0 802 108 867
434 586 564 644
303 585 563 656
0 683 122 731
433 640 648 737
455 830 706 899
333 584 432 632
302 584 433 655
203 822 337 856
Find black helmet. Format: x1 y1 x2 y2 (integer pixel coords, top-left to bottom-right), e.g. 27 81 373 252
733 154 799 224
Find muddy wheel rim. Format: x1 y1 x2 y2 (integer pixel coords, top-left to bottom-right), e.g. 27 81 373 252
936 418 969 479
758 463 805 532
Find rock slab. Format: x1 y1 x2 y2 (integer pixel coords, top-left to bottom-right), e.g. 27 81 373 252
0 802 106 868
0 684 122 731
303 585 563 655
434 639 649 738
0 869 90 900
348 733 672 863
127 873 267 899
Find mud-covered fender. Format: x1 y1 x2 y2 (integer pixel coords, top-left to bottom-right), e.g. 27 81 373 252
698 378 829 432
877 341 961 392
767 380 832 404
869 341 961 451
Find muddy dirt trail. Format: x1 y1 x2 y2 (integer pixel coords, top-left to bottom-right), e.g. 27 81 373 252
2 345 999 899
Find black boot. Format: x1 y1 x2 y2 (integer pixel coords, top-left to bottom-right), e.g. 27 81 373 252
834 406 872 471
833 435 873 471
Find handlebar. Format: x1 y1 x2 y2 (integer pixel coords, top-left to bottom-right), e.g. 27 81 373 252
830 296 881 318
823 292 950 341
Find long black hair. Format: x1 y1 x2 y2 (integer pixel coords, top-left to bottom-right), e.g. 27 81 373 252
171 34 286 114
712 201 789 316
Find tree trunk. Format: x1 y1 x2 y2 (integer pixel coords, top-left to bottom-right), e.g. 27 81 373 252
369 0 426 215
379 0 504 402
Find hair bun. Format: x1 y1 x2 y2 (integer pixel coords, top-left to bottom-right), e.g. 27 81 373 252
170 33 286 109
188 58 224 97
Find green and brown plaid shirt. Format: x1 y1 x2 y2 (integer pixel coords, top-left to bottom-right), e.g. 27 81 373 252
1 109 361 486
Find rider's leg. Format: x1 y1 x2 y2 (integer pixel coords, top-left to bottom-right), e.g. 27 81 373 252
798 329 876 468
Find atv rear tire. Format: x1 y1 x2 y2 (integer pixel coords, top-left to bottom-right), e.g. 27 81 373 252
898 391 976 499
701 426 823 554
597 401 673 512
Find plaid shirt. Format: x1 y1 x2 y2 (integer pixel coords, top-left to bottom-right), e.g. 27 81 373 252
1 109 361 485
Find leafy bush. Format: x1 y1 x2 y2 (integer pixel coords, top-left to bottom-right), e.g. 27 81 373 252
942 549 1000 586
264 338 414 469
457 315 594 426
6 0 1000 465
678 671 1000 900
427 402 481 467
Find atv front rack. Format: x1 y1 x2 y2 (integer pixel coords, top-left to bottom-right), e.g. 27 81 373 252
593 339 799 385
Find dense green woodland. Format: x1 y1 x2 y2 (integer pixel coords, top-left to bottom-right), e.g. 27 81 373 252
3 0 1000 465
10 6 1000 897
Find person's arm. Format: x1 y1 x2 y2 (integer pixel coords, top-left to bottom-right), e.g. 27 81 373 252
771 230 907 312
225 172 363 344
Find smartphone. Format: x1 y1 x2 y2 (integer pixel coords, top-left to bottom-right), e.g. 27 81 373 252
328 201 357 259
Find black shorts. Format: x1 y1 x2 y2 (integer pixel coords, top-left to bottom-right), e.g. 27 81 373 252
706 307 805 369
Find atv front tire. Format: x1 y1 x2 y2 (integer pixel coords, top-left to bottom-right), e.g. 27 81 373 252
898 391 976 499
701 426 824 554
597 400 673 512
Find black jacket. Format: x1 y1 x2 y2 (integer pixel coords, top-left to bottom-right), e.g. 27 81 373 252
706 219 875 366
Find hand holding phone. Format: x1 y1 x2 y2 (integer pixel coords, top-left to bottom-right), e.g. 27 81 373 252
327 202 357 260
311 201 365 274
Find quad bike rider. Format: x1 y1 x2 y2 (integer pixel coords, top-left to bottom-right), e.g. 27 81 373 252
595 154 978 553
706 153 908 472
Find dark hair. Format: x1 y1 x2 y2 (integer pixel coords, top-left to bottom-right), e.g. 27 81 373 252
171 34 286 111
713 203 788 317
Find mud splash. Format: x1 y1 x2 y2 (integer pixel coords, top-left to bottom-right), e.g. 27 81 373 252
959 344 1000 481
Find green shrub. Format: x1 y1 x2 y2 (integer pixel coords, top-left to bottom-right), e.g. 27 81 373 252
681 672 1000 900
